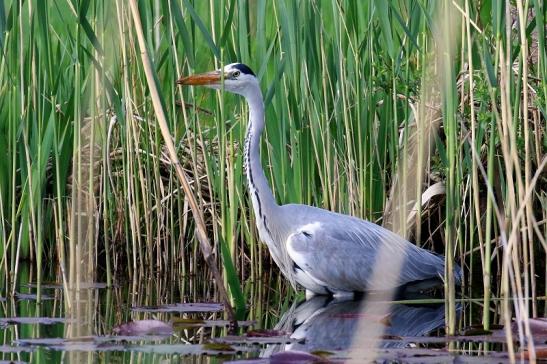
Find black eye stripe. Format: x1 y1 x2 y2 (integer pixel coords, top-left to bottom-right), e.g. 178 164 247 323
232 63 256 76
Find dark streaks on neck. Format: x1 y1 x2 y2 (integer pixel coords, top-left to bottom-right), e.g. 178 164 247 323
244 127 273 238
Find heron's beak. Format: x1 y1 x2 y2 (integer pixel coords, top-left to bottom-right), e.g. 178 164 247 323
176 71 221 86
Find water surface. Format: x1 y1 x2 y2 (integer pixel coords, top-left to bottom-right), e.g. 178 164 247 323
0 266 540 363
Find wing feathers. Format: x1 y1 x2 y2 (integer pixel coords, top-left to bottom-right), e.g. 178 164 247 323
285 215 447 293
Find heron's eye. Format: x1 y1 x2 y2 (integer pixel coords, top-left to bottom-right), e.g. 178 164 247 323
232 70 241 78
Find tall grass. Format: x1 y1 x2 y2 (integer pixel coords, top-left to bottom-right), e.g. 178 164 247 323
0 0 545 353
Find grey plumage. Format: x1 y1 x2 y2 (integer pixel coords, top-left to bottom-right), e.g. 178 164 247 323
280 204 460 292
178 63 462 296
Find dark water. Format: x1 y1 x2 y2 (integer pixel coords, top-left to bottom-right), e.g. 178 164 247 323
0 265 540 363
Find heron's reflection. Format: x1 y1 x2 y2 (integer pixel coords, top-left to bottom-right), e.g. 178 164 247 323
264 294 458 356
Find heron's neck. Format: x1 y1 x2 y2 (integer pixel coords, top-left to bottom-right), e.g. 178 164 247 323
243 90 278 233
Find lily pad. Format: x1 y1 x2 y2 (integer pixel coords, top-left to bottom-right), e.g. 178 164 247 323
310 350 335 358
460 326 492 336
26 282 113 289
202 342 235 351
0 344 35 353
15 336 171 352
246 329 288 337
270 350 330 363
113 320 173 336
522 345 547 360
16 338 69 346
214 335 294 345
171 318 205 328
131 343 251 355
14 292 53 301
0 317 70 326
525 318 547 335
132 302 223 313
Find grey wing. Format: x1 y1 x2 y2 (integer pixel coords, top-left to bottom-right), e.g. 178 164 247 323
286 217 446 292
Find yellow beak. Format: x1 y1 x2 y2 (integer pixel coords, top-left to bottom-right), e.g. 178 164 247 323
176 71 221 86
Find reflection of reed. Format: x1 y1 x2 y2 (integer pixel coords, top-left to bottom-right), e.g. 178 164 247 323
61 6 112 360
65 103 100 364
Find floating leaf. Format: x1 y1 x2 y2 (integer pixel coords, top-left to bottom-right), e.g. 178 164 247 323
310 350 335 358
113 320 173 336
14 292 53 301
0 344 35 353
16 338 68 346
132 303 223 313
498 318 547 340
26 282 62 289
172 318 205 326
0 317 70 326
172 318 206 330
460 326 492 336
270 350 328 363
202 343 235 352
379 334 402 340
523 346 547 360
172 318 254 329
214 335 293 345
246 329 287 338
527 318 547 335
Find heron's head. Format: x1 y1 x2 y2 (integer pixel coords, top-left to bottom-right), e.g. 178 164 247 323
177 63 258 98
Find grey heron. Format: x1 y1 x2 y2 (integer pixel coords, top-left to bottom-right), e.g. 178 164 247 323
177 63 462 297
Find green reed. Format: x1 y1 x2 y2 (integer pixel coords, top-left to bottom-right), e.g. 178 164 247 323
0 0 545 353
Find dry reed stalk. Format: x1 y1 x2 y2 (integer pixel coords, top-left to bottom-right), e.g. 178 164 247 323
127 0 236 327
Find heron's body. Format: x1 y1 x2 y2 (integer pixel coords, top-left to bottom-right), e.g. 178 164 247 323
178 63 462 297
253 203 452 295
